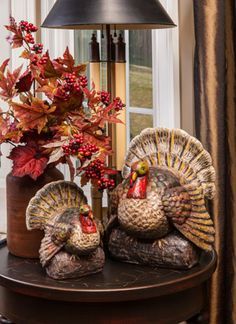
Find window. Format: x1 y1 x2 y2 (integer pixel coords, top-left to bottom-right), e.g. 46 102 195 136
125 0 180 144
126 30 154 141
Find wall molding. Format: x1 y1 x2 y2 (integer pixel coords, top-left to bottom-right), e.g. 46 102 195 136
179 1 195 135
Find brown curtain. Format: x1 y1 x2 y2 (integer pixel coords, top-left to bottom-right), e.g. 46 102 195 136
194 1 236 323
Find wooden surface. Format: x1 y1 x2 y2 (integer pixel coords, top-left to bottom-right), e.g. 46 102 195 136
0 243 217 324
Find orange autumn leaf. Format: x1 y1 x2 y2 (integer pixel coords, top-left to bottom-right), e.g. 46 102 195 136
0 65 22 100
37 79 59 100
11 98 56 133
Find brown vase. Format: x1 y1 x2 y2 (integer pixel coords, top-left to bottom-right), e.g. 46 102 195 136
6 167 64 258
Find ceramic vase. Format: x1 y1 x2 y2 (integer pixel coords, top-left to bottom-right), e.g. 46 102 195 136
6 167 64 258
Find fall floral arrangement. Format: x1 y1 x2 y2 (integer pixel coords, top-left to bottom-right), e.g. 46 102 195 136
0 18 125 190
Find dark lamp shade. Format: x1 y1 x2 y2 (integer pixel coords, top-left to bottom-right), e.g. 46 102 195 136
42 0 176 30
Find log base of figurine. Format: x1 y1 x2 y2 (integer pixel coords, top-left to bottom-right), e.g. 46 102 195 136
108 228 200 269
46 247 105 280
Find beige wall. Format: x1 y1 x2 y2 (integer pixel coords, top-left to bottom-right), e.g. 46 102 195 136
179 1 195 135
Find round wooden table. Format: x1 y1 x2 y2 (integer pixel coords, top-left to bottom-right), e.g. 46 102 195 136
0 243 216 324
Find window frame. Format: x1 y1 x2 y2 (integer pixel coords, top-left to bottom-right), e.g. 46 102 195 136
125 30 154 144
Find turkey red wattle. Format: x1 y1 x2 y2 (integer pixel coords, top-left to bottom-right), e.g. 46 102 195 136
79 212 97 234
127 174 148 199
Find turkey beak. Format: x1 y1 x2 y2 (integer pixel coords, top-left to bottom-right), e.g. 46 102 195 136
130 171 138 187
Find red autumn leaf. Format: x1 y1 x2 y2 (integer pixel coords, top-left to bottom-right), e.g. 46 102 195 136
45 62 61 79
19 93 30 104
80 174 90 187
43 59 61 79
53 47 86 74
12 32 24 49
55 92 84 115
0 59 10 74
26 53 42 78
4 17 17 33
37 52 61 79
8 145 48 180
11 97 56 133
62 47 75 72
83 132 112 161
15 70 33 93
42 138 68 164
20 50 31 60
50 124 77 137
83 87 100 110
0 65 23 100
47 147 64 165
0 110 10 143
0 110 22 143
93 102 123 127
5 17 24 48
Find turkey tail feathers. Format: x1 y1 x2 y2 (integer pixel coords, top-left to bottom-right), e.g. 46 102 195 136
123 128 216 199
162 184 215 251
175 208 215 251
26 180 87 230
39 231 63 267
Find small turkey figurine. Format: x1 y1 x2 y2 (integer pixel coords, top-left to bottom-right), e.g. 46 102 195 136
26 180 105 279
108 128 216 269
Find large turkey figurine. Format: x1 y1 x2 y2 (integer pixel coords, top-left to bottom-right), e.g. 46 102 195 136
108 128 216 268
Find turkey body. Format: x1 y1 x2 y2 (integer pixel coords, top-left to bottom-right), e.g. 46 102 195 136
50 207 100 256
117 168 179 239
26 181 101 266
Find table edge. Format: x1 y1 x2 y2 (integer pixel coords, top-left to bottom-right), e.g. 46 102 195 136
0 246 217 302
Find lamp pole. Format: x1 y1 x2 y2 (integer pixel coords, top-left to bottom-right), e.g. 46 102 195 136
106 25 112 96
105 25 117 170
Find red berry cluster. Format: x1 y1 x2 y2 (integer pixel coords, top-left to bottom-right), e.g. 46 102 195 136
65 73 76 87
20 21 38 46
19 21 38 33
31 55 38 65
74 133 85 143
73 83 81 92
32 43 43 54
113 97 125 111
79 75 88 88
84 159 105 179
98 177 115 190
62 134 84 156
78 144 99 158
84 160 115 191
63 73 86 93
98 90 110 105
25 33 35 44
38 54 48 65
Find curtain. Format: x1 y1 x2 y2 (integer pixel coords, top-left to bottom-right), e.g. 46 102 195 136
194 1 236 323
